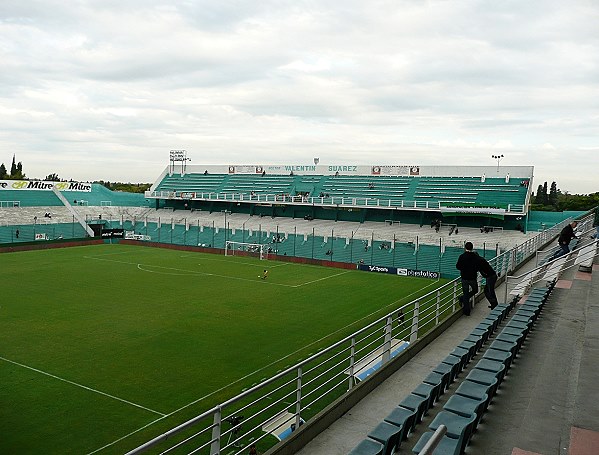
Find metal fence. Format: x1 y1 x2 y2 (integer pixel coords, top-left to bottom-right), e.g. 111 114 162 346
96 216 503 279
0 216 87 244
504 218 598 301
145 190 526 214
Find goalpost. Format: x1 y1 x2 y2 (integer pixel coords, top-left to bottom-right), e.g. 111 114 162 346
225 241 267 260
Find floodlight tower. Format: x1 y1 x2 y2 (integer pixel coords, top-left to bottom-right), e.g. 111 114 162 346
492 154 504 172
222 209 232 245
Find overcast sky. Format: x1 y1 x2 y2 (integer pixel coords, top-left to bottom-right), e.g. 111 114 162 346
1 1 598 193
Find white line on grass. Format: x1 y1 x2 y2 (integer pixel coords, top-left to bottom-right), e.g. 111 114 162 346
137 264 200 276
181 255 290 268
292 270 351 287
84 256 296 287
0 356 166 417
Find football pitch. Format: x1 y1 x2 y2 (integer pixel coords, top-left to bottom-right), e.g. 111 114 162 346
0 243 447 454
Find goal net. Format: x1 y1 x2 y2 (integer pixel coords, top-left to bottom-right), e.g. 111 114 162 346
225 241 266 260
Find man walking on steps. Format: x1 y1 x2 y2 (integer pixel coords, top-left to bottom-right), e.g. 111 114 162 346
456 241 478 316
477 255 499 309
554 220 578 259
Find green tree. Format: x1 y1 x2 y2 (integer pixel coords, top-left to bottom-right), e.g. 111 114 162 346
45 173 60 181
534 184 544 205
10 155 17 177
0 163 7 179
542 181 548 205
549 181 558 207
14 161 25 179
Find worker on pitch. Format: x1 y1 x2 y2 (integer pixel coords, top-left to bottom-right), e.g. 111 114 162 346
260 269 269 280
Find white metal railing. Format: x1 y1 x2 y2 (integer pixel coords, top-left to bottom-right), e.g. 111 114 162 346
143 190 527 214
123 209 591 455
418 424 448 455
126 282 460 455
0 200 21 207
504 218 598 302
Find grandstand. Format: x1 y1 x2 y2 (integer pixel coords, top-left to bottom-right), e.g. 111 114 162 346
1 169 597 455
147 165 531 226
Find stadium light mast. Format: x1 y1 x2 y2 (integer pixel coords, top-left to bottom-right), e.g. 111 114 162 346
222 209 232 245
491 154 504 172
169 150 190 175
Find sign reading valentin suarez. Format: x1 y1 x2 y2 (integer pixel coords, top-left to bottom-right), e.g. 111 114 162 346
357 263 439 279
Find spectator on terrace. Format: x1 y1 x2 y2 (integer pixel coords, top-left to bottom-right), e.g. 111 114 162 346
477 255 498 309
554 221 578 259
456 241 478 316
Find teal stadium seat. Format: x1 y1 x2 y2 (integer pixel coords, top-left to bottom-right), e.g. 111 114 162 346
367 421 402 455
411 431 461 455
384 406 417 438
348 438 384 455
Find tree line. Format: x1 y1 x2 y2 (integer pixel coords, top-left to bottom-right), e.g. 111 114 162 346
0 155 26 180
0 155 150 193
531 181 599 211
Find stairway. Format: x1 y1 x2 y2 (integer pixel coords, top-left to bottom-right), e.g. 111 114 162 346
52 188 95 237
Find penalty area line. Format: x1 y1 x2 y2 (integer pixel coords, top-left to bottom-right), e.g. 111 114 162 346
293 270 351 287
84 256 295 287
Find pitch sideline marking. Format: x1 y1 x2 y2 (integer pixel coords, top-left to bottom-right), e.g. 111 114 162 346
0 356 166 417
85 279 441 454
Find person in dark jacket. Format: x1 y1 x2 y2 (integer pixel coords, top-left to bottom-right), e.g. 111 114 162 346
555 221 578 259
477 255 498 309
456 241 478 316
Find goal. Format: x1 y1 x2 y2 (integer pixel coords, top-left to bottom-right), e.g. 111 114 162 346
225 241 266 260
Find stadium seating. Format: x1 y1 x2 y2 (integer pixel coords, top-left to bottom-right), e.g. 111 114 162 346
150 172 529 212
346 282 556 455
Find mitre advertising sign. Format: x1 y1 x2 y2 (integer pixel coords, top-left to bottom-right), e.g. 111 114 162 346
0 180 92 192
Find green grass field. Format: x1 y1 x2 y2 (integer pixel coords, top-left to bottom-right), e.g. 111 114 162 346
0 243 447 454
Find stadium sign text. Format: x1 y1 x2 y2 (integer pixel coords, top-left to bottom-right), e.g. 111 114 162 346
284 165 317 172
0 180 92 192
125 231 151 241
328 165 358 173
368 265 390 273
358 263 439 279
397 268 440 279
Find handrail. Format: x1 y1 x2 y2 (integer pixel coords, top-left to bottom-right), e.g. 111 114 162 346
504 213 597 302
143 190 527 214
418 424 448 455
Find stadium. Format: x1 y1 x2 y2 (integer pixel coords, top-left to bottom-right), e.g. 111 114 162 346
1 162 598 455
